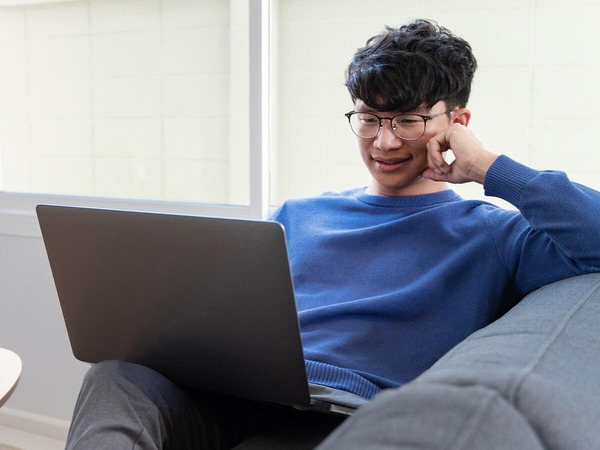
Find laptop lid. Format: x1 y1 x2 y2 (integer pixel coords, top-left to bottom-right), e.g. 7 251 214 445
37 204 312 409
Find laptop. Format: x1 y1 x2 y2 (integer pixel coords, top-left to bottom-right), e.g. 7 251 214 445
36 204 356 416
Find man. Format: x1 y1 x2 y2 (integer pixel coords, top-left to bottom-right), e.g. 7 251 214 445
65 19 600 449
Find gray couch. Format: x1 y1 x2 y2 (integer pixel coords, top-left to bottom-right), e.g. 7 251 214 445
317 273 600 449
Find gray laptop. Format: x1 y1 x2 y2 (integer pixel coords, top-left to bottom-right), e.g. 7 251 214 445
36 204 356 416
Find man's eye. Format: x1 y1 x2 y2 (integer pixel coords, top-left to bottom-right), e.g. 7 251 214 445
397 117 420 125
362 117 378 123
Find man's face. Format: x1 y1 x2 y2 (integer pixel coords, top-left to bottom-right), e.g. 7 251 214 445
353 99 454 196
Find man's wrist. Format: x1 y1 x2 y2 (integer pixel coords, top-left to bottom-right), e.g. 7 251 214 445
470 152 499 184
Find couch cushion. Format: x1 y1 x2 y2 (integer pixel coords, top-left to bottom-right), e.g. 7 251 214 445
318 273 600 449
319 381 543 449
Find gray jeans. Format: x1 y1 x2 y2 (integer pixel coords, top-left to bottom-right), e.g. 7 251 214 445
65 360 346 450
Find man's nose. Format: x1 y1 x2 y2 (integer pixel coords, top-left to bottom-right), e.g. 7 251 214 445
374 120 402 150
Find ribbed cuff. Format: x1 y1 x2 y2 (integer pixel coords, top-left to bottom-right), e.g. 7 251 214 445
305 360 382 400
483 155 540 207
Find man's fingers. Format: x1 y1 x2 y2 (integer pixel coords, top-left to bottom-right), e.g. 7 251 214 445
426 137 449 176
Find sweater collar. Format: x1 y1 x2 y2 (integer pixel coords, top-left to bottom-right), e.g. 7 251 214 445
351 187 461 207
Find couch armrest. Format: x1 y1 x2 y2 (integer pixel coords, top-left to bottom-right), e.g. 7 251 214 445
318 273 600 450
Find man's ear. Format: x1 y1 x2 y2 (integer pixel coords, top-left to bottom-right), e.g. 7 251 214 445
452 108 471 127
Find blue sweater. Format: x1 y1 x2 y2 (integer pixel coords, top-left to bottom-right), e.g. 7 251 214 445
271 155 600 401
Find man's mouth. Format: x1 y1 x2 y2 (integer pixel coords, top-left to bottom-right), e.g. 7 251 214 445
372 156 411 171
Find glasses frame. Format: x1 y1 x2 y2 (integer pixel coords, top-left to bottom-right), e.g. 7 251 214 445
344 110 452 141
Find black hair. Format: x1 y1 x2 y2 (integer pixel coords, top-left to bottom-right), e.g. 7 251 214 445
345 19 477 112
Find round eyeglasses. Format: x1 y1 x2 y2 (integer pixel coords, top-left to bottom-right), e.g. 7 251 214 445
344 110 451 141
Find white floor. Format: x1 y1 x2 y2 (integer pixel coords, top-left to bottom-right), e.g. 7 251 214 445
0 424 65 450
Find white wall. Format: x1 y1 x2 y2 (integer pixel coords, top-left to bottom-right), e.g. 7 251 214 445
0 231 88 422
272 0 600 204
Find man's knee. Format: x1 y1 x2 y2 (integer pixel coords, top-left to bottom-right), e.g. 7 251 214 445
82 359 175 402
84 359 145 386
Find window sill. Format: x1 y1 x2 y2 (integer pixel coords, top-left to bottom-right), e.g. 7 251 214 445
0 192 258 239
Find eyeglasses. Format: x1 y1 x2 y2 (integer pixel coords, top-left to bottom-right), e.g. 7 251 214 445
344 110 452 140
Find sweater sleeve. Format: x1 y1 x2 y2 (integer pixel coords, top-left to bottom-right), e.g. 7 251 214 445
483 155 600 294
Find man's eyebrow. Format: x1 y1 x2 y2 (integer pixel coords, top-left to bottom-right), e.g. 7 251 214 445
406 106 429 115
354 101 430 114
355 109 428 115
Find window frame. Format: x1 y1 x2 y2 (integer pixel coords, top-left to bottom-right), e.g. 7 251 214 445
0 0 271 238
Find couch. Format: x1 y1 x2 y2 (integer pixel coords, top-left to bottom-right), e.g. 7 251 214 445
317 273 600 449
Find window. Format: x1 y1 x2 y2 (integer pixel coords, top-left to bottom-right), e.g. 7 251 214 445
1 0 600 229
0 0 254 213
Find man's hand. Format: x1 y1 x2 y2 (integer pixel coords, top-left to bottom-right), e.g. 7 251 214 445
422 124 499 185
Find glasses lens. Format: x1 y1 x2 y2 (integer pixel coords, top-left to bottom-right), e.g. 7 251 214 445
391 115 426 140
349 112 379 138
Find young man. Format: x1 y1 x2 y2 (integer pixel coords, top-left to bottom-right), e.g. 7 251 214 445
65 19 600 449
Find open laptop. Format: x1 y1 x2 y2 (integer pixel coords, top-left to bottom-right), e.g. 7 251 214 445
37 204 356 416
